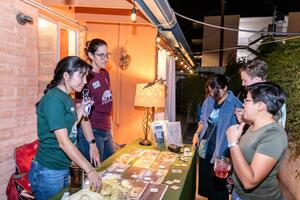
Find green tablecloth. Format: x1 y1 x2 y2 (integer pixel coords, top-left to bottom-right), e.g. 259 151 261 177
52 140 196 200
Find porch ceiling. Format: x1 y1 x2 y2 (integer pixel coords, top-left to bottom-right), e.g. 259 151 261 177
42 0 150 24
42 0 132 9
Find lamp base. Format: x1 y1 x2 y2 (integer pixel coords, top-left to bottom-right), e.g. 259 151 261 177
139 138 152 146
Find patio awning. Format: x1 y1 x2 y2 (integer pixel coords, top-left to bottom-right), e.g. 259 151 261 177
136 0 196 67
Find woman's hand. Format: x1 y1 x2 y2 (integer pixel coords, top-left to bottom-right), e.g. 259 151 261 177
75 99 94 124
192 133 199 147
89 144 100 167
226 122 245 144
87 169 102 192
234 108 244 124
82 98 94 117
193 123 203 147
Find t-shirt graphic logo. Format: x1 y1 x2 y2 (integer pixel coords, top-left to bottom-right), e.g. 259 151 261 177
92 81 101 89
70 123 77 138
102 90 112 105
70 107 75 112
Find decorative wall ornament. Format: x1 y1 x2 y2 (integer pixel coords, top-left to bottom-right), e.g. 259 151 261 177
119 47 131 70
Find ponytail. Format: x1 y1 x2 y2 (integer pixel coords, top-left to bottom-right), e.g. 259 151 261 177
36 56 90 107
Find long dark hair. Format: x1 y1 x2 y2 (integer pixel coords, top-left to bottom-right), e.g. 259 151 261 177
36 56 90 106
207 74 230 99
85 38 107 60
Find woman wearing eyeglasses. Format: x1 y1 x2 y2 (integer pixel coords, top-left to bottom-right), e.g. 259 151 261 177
75 39 115 165
227 82 287 200
193 74 243 200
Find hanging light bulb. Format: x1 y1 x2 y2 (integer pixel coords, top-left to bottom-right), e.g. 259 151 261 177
175 56 178 60
131 1 137 22
180 61 184 65
156 34 160 43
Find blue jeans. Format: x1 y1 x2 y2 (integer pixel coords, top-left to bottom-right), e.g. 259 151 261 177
232 191 285 200
231 191 242 200
77 127 115 162
29 160 69 200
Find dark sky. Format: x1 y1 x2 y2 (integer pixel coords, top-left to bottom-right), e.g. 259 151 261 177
169 0 300 54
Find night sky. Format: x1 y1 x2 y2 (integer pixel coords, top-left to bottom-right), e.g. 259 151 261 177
169 0 300 53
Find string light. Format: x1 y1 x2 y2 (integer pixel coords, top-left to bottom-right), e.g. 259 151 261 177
156 31 161 43
130 1 137 22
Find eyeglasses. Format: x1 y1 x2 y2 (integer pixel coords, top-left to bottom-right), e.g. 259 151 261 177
94 52 111 59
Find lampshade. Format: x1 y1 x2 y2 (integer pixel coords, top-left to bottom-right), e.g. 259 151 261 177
134 83 165 108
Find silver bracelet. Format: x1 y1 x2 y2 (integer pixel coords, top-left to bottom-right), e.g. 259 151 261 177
228 142 239 148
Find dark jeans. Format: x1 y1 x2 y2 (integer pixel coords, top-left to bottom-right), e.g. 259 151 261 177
77 127 115 162
29 160 69 200
198 154 229 200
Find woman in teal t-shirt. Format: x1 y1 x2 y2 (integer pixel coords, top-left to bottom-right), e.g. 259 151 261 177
29 56 102 199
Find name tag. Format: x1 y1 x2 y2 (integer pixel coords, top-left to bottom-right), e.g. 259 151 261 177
92 81 101 89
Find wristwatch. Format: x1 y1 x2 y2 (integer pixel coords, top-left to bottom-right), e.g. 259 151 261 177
88 139 96 144
228 142 239 148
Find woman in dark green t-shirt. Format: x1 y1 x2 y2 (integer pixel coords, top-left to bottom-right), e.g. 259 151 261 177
29 56 102 199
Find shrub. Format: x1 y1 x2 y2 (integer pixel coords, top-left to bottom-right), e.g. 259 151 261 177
258 38 300 158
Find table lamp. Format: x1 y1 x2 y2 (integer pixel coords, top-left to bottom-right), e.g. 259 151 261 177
134 82 165 146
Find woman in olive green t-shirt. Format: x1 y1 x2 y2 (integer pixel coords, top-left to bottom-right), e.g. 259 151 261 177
227 82 287 200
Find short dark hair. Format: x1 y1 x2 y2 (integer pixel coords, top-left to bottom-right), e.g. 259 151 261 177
240 59 268 80
247 82 287 115
207 74 230 99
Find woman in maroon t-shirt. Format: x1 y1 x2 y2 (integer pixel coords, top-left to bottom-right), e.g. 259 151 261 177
76 39 115 165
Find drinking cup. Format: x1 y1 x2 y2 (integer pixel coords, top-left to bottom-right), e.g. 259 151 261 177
214 156 230 178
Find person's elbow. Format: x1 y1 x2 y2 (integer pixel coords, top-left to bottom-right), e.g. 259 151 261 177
56 134 72 151
57 139 69 151
241 179 259 190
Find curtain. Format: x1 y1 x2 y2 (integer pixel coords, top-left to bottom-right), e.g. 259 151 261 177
166 56 176 121
156 49 176 121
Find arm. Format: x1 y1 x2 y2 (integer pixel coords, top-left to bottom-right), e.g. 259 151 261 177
192 122 203 147
75 103 85 125
81 119 101 167
54 128 102 191
192 98 209 147
76 103 100 167
226 123 278 189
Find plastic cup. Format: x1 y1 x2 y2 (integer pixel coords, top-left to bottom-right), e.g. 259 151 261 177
214 156 229 178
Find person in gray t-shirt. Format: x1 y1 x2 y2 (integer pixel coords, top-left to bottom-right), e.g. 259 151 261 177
227 82 288 200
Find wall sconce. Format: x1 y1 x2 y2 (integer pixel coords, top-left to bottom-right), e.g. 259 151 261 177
16 13 33 25
131 1 137 22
